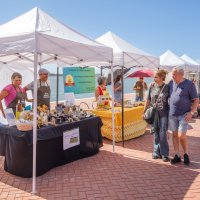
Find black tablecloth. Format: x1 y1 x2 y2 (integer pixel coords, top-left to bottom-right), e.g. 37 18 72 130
0 116 103 177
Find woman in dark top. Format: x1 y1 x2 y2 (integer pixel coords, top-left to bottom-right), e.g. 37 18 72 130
143 69 170 162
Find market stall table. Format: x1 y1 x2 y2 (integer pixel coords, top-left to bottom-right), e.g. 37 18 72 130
0 116 102 177
92 106 147 142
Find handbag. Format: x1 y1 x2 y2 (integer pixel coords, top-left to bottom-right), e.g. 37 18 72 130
143 106 156 125
143 84 166 125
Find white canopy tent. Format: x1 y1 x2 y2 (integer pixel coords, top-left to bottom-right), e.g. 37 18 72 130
96 31 159 68
0 7 113 193
181 54 200 66
181 54 200 92
160 50 200 86
96 31 159 147
159 50 185 70
0 8 112 66
180 54 200 72
160 50 199 72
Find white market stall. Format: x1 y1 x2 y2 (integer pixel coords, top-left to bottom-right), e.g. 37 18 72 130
96 31 158 68
181 54 200 91
159 50 185 70
181 54 200 70
0 7 113 193
160 50 199 72
160 50 200 82
95 31 159 145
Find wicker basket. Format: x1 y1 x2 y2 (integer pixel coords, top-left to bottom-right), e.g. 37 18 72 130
16 122 33 131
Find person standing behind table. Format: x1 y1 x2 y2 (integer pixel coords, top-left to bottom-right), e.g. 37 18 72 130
94 76 109 148
169 67 199 165
143 70 170 162
24 68 51 109
95 76 109 100
133 77 148 101
0 72 30 117
114 75 122 105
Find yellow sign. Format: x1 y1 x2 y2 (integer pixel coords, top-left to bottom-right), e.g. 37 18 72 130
65 74 75 86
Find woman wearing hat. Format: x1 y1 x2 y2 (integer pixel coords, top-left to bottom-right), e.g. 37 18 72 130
0 72 29 117
24 68 51 109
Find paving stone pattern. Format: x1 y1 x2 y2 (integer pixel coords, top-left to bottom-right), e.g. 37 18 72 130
0 117 200 200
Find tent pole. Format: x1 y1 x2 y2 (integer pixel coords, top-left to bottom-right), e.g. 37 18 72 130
121 65 124 147
111 62 115 152
101 66 103 76
32 52 38 194
56 63 59 106
197 64 200 94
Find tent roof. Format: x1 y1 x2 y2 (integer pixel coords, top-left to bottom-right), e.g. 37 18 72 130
160 50 185 67
96 31 159 68
0 7 112 66
180 54 199 66
160 50 199 72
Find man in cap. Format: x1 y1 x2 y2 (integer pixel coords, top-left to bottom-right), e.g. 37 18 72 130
133 77 148 101
24 68 51 109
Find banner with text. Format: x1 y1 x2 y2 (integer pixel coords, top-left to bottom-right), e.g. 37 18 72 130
63 67 95 94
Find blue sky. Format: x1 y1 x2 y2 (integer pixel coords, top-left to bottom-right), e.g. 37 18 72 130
1 0 200 64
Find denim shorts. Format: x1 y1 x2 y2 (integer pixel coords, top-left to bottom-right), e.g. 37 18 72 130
168 114 188 133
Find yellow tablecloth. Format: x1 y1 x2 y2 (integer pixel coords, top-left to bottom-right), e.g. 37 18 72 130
92 106 147 142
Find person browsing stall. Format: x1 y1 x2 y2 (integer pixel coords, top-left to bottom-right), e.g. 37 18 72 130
0 72 30 117
24 68 51 109
143 70 170 162
133 77 148 101
169 67 199 165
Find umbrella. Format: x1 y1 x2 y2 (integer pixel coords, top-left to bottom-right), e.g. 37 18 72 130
126 69 154 102
127 69 154 78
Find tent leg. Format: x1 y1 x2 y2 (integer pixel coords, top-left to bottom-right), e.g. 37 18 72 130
56 65 59 106
111 62 115 152
121 66 124 147
32 52 38 194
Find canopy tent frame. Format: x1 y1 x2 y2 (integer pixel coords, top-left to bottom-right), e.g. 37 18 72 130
180 54 200 93
96 32 159 147
0 7 113 194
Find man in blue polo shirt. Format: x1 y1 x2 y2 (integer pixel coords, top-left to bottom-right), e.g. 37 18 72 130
169 67 199 165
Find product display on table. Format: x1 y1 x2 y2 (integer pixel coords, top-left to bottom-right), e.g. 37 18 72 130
97 95 111 109
48 104 95 125
16 103 95 130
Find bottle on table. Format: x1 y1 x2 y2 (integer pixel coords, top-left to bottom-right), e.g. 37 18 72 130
21 98 25 108
16 100 24 119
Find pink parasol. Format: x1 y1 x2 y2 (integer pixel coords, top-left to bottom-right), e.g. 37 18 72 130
127 69 154 78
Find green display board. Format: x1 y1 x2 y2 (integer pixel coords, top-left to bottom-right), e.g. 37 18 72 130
63 67 95 94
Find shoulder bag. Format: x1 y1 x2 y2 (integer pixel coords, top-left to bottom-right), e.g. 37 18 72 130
143 84 166 124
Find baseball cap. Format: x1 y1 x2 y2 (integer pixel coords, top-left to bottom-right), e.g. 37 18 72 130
38 68 49 75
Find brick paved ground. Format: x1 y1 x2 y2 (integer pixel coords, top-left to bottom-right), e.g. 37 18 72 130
0 117 200 200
